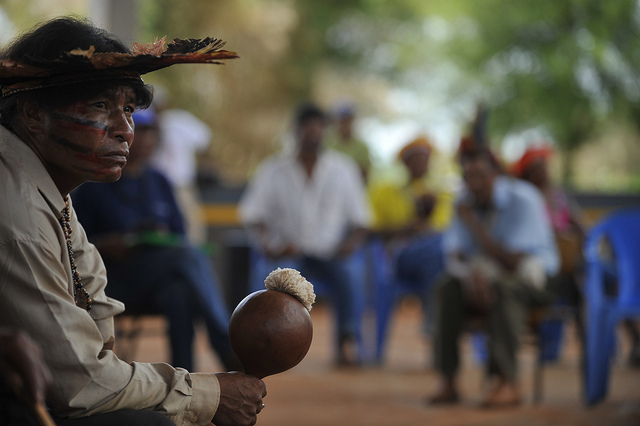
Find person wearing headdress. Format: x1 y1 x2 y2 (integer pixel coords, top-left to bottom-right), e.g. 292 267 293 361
368 136 454 332
324 102 372 182
511 144 640 366
510 145 585 240
428 145 559 407
0 16 265 426
72 108 240 374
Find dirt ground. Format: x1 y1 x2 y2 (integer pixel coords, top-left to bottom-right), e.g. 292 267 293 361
121 299 640 426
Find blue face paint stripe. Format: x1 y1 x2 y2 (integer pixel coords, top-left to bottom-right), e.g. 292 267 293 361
50 112 108 132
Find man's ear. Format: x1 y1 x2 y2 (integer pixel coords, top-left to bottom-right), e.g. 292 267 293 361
16 98 47 135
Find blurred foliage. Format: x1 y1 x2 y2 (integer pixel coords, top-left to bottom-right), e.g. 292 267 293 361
1 0 639 190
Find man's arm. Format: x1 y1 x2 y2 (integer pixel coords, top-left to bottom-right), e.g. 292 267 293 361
336 226 368 258
244 222 300 259
0 329 51 406
457 204 524 272
0 235 267 426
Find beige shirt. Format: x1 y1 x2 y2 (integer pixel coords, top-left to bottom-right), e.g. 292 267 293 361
0 125 219 425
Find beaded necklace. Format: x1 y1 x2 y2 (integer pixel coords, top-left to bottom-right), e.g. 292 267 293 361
59 197 93 312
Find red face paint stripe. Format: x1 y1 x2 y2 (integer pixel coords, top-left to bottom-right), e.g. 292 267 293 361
50 134 95 155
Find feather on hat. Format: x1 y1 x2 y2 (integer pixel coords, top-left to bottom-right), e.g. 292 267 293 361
0 36 238 98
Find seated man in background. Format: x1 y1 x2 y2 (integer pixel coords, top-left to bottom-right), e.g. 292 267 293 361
239 102 370 366
72 108 240 372
368 136 453 330
429 147 559 407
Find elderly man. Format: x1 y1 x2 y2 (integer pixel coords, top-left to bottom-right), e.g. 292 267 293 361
429 148 559 407
240 102 370 366
0 17 264 426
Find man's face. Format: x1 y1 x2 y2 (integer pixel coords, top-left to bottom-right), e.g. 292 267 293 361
403 151 430 180
37 85 136 186
523 157 548 189
297 117 325 154
463 156 497 208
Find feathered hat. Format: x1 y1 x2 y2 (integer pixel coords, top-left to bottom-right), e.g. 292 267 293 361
0 35 238 98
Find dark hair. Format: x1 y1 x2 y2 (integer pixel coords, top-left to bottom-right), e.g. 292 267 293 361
0 16 153 129
294 102 325 128
459 147 501 171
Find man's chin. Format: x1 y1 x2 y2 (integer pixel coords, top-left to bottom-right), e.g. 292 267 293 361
90 169 122 183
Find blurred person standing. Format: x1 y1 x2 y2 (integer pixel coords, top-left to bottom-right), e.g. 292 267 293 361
428 147 559 408
325 102 372 183
72 109 239 373
239 102 370 366
150 89 213 245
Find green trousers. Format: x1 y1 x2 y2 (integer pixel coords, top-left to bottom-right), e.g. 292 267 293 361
432 274 558 382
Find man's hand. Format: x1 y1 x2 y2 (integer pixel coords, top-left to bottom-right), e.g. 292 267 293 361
336 227 368 258
465 269 494 314
0 330 51 405
264 243 300 260
212 372 267 426
456 203 475 226
94 234 133 259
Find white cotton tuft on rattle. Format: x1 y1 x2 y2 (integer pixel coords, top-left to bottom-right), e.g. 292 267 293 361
264 267 316 311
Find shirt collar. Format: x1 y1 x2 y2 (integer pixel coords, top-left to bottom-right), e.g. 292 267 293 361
0 125 66 216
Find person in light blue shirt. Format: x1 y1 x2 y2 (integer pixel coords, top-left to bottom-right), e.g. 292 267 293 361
428 147 559 408
444 172 559 278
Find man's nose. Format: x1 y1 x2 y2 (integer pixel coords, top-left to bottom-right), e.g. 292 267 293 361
111 112 134 144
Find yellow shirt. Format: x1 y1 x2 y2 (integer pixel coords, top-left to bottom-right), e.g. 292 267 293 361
0 126 219 425
369 179 453 232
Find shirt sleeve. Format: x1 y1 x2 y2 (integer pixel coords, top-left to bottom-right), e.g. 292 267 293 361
502 184 560 276
443 213 466 256
0 222 219 425
338 157 370 228
238 161 274 226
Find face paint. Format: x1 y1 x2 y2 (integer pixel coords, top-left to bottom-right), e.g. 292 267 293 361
50 111 108 135
34 85 137 193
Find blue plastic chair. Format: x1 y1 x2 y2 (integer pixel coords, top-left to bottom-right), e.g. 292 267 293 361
370 236 445 362
583 208 640 406
371 240 420 362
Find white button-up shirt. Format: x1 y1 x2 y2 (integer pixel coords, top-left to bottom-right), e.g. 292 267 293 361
239 150 370 259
